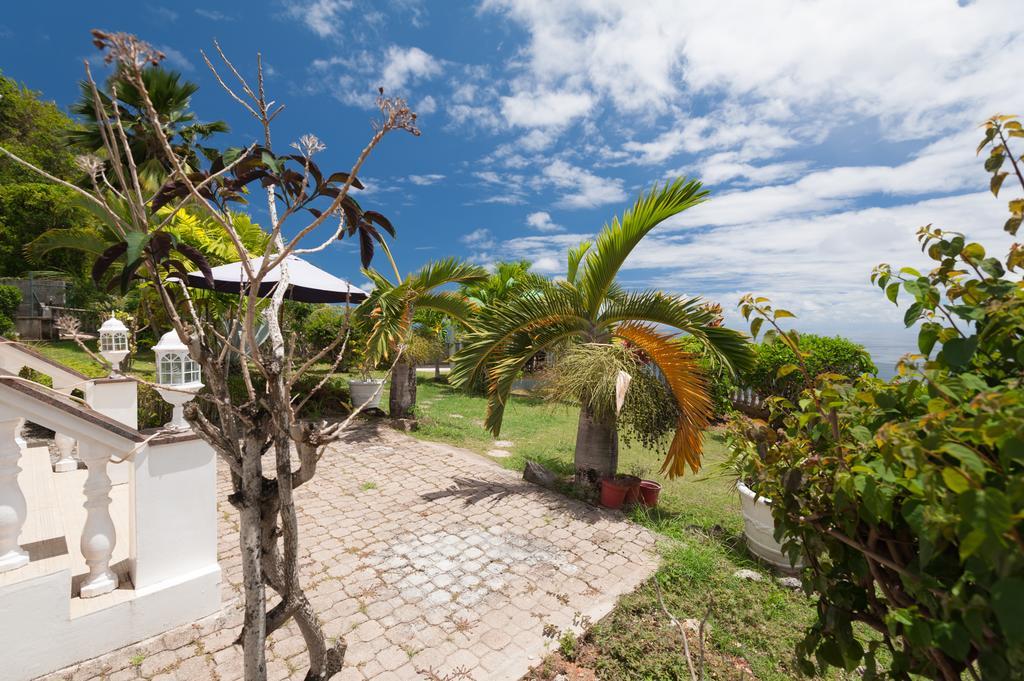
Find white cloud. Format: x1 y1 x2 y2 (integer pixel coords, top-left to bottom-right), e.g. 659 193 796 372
408 174 445 186
624 191 1016 333
195 9 231 21
668 131 980 229
501 90 593 128
686 154 809 186
379 46 441 94
461 228 496 250
157 45 194 72
290 0 353 38
526 211 564 232
417 95 438 115
483 0 1023 138
310 45 442 109
543 160 627 209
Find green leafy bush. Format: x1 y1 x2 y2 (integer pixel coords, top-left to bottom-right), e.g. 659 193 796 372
0 284 21 335
300 305 365 370
733 117 1024 679
743 333 875 402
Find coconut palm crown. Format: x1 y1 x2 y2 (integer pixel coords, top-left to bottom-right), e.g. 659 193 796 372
449 179 754 479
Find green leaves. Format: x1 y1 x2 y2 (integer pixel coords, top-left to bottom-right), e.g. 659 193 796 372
733 115 1024 681
940 335 978 369
992 578 1024 645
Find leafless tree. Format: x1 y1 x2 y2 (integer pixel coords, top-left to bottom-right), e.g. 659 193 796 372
0 30 419 680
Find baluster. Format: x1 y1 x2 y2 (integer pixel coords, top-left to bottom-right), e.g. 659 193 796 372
0 417 28 572
77 440 118 597
53 432 78 473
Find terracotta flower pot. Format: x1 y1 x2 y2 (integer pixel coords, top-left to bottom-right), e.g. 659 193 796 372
639 480 662 507
599 478 627 509
600 475 640 509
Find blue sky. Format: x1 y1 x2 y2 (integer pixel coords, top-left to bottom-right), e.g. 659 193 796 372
2 1 1023 366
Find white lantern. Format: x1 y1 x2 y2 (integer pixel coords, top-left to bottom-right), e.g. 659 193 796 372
153 329 202 430
98 316 130 374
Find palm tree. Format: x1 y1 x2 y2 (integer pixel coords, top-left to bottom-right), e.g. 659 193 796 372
69 66 228 187
450 179 753 480
461 260 547 308
361 258 487 418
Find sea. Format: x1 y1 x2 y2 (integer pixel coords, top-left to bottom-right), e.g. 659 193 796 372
849 336 911 381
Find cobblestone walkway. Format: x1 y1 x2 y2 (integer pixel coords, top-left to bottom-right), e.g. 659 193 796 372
42 423 659 681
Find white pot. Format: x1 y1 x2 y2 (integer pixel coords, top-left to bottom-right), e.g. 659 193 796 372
349 379 384 410
737 480 804 571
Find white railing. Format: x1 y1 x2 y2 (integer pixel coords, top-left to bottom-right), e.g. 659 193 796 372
0 341 221 680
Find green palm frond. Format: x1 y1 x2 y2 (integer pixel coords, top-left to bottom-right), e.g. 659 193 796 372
578 178 708 318
567 240 592 283
481 321 589 435
599 290 753 374
415 292 478 326
449 285 588 396
405 257 488 293
24 225 113 263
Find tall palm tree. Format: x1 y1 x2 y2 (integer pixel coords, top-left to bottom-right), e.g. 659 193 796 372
361 258 487 418
450 179 753 480
69 66 228 187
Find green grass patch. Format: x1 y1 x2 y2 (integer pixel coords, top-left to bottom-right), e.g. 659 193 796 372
26 339 156 380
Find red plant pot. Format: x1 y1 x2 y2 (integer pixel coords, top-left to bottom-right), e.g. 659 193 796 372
639 480 662 507
600 478 629 509
601 475 640 509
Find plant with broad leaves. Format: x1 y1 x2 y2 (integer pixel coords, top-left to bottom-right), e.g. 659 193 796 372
730 118 1024 680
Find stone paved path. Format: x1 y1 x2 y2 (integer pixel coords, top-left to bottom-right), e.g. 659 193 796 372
41 423 659 681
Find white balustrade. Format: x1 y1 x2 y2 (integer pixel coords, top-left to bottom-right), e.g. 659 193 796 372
77 440 118 597
0 416 28 572
53 432 78 473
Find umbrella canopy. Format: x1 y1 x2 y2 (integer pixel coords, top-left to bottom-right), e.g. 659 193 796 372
186 255 368 304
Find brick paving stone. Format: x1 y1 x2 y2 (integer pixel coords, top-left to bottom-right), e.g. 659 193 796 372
39 423 658 681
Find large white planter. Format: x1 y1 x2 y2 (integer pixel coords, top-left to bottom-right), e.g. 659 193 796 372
349 379 384 410
737 480 803 571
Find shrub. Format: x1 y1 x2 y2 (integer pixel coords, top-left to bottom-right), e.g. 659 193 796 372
733 117 1024 679
300 305 364 370
743 333 875 402
0 284 21 335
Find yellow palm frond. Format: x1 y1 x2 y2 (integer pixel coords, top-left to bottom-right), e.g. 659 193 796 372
614 322 712 478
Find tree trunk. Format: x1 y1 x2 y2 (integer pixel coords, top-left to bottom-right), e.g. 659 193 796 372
434 358 441 381
389 360 417 419
573 405 618 486
239 436 267 681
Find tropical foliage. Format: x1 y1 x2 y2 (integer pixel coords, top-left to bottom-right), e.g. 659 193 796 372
360 257 487 417
0 71 97 280
68 66 228 187
450 179 753 480
0 284 21 335
461 259 546 308
731 118 1024 680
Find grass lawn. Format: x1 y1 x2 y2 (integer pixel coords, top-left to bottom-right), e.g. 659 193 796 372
25 339 156 380
411 377 857 680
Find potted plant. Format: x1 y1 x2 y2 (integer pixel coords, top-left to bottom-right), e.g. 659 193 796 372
723 415 802 571
600 474 640 510
348 355 384 410
628 464 662 507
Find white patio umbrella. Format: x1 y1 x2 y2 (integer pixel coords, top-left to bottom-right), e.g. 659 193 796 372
185 255 368 304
